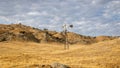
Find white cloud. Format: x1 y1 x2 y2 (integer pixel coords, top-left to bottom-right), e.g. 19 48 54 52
50 16 61 25
118 23 120 25
74 21 88 25
103 13 111 18
0 16 10 22
27 11 40 16
0 0 120 36
103 0 120 18
91 0 97 5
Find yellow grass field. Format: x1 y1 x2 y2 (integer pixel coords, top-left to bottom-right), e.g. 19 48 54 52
0 39 120 68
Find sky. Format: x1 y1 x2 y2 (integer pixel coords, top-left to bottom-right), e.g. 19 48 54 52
0 0 120 36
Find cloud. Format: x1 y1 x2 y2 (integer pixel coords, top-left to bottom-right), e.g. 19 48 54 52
27 11 49 16
27 11 40 16
0 0 120 36
103 1 120 18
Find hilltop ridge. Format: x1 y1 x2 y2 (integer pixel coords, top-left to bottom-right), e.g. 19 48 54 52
0 23 119 44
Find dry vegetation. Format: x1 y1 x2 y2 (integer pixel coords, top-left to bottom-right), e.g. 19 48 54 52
0 24 118 45
0 24 120 68
0 38 120 68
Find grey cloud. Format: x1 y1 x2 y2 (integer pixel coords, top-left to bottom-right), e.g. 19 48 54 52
0 0 119 36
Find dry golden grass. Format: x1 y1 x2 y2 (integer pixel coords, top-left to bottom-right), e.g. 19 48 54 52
0 39 120 68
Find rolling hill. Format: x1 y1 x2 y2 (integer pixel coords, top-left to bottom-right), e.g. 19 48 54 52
0 38 120 68
0 23 120 68
0 23 119 44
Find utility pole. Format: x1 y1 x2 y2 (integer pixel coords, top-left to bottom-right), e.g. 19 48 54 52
62 24 73 50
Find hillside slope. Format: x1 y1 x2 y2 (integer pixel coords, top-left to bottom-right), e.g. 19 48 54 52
0 23 119 44
0 38 120 68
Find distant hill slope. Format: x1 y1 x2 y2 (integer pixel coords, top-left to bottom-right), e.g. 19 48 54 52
0 23 119 44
